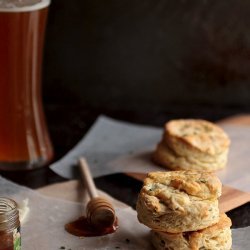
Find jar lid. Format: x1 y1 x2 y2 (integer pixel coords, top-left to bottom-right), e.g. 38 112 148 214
0 197 19 232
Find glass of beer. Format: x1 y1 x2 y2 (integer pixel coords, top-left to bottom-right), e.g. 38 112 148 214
0 0 53 170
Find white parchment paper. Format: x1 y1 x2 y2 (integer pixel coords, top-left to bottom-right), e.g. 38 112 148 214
0 176 151 250
0 176 249 249
50 116 250 192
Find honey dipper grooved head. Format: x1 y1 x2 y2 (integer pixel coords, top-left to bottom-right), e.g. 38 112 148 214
86 197 116 229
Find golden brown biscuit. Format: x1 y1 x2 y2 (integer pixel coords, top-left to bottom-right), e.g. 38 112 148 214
151 213 232 250
165 119 230 156
153 119 230 171
136 171 221 233
153 140 228 171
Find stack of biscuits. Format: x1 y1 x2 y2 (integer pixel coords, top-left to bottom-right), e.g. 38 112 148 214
136 171 232 250
153 119 230 171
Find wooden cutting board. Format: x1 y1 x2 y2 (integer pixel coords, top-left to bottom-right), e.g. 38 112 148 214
39 115 250 212
126 114 250 213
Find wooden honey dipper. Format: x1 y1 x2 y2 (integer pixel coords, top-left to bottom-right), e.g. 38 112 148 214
79 157 116 229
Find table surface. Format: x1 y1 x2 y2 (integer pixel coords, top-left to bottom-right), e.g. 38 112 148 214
1 107 250 229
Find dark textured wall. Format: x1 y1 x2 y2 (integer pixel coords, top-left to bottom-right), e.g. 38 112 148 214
43 0 250 111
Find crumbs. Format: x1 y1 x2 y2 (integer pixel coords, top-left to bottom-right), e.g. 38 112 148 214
59 247 71 250
115 238 131 249
59 238 130 249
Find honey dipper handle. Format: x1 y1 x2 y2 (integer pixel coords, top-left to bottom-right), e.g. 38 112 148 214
79 157 99 199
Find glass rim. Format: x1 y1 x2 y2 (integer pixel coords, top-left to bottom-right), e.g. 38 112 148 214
0 0 50 13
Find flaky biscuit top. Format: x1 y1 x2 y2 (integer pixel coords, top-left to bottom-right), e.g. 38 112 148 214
165 119 230 155
141 171 222 214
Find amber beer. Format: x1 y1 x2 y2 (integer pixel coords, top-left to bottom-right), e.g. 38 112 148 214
0 0 53 170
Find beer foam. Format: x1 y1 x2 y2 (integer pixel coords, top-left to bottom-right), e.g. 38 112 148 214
0 0 50 12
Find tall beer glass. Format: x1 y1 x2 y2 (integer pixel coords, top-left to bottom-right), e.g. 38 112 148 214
0 0 53 170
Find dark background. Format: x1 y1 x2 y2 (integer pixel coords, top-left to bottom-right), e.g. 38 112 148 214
42 0 250 159
2 0 250 229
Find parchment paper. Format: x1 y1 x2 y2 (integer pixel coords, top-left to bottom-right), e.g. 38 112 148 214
0 176 151 250
50 116 250 192
0 176 249 249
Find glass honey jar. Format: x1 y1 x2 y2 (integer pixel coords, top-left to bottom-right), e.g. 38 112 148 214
0 198 21 250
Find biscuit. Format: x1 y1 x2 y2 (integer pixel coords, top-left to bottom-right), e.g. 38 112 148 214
153 140 228 171
153 119 230 171
136 171 221 233
151 213 232 250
